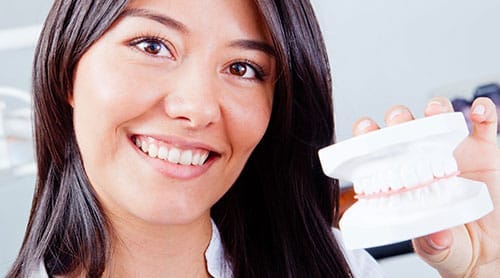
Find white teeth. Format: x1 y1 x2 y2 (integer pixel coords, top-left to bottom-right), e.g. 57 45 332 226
431 158 445 178
361 178 369 194
352 179 360 194
379 173 390 193
135 138 142 148
415 161 433 184
370 176 379 193
387 194 399 208
362 177 371 194
200 152 209 165
158 146 169 160
386 170 402 191
135 138 211 166
382 172 393 192
168 148 181 163
407 191 416 202
355 154 461 199
430 182 441 195
141 141 149 152
353 178 364 194
421 186 432 196
179 150 193 165
192 152 201 166
406 167 419 188
148 144 158 158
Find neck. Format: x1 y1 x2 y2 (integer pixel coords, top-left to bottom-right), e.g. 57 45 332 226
103 213 213 277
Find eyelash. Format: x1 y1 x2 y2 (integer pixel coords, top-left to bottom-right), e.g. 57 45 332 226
128 35 174 59
229 59 267 82
128 35 268 81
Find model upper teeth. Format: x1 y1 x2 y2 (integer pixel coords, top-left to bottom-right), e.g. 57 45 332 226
134 137 210 166
352 153 459 199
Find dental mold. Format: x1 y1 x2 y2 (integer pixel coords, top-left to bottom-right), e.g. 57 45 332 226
319 112 493 249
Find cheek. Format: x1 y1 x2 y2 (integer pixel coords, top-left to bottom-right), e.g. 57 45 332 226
73 58 122 150
71 48 154 184
225 92 272 155
72 39 171 127
73 62 145 124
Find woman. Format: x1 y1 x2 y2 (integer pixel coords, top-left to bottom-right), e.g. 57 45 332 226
8 0 499 277
9 0 355 276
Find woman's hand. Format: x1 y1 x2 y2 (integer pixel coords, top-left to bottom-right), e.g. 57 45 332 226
352 97 500 277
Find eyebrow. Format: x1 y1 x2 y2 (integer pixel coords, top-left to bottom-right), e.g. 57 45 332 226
229 40 276 57
120 8 189 34
120 8 275 57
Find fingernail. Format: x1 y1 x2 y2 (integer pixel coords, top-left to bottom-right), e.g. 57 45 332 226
426 237 448 251
388 109 404 122
426 100 444 111
427 100 442 107
357 119 372 131
472 104 486 115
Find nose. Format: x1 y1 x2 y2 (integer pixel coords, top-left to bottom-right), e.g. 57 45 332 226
163 63 222 129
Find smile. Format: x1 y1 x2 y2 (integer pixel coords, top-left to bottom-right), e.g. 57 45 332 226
132 135 213 166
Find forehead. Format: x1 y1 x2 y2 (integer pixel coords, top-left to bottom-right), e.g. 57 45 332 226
125 0 271 41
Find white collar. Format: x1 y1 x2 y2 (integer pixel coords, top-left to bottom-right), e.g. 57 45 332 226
205 219 233 277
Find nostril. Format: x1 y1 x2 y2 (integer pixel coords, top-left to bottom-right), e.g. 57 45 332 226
163 94 221 129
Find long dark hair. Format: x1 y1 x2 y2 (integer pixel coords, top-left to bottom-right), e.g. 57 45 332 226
8 0 352 277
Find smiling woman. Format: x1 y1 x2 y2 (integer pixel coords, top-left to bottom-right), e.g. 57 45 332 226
71 0 275 230
6 0 500 277
7 0 363 277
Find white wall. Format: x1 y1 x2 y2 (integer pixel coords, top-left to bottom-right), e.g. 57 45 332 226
312 0 500 140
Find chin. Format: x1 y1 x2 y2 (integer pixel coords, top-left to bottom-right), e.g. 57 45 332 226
130 199 211 226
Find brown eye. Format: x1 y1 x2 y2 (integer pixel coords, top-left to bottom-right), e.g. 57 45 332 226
134 39 173 58
228 62 264 80
143 40 162 54
230 63 248 76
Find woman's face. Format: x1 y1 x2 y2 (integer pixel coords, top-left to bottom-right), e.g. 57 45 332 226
71 0 276 225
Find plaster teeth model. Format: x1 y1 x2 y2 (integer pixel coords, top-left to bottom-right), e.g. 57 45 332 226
318 112 494 250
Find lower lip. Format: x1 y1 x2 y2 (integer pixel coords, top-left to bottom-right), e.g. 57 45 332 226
129 139 217 180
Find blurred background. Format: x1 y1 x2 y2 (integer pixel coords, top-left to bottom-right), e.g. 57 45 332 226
1 0 499 276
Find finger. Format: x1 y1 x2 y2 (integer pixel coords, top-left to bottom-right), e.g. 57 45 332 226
384 105 414 126
469 97 498 145
424 97 455 117
413 226 475 277
352 117 380 136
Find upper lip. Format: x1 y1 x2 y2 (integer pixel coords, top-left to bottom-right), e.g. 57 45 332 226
130 133 222 155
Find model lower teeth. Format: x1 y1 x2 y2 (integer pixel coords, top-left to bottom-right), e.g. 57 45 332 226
134 137 209 166
318 113 494 249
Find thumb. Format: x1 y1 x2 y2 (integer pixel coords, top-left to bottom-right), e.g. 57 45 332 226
413 226 475 277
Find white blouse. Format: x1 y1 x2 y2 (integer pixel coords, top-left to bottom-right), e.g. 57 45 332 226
33 220 385 277
205 220 385 278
